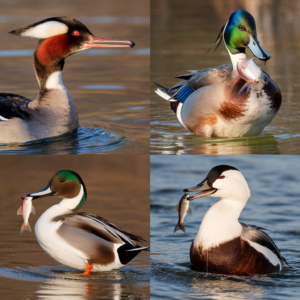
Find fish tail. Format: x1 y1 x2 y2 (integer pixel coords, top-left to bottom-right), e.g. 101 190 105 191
20 223 32 235
174 222 186 234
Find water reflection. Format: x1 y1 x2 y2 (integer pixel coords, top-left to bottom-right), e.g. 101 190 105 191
0 127 135 155
189 276 265 300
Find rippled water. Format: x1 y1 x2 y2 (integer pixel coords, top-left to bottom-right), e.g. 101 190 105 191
0 0 150 154
0 262 149 300
151 0 300 154
0 127 138 155
151 155 300 300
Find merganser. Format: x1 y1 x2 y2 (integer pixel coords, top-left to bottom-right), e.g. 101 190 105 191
183 165 288 275
0 17 134 143
25 170 148 274
155 10 281 137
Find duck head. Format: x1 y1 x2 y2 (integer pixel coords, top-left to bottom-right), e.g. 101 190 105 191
27 170 87 211
183 165 250 201
210 10 270 62
10 17 135 91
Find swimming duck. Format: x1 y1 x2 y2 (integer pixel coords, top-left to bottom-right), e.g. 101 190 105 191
155 10 281 137
0 17 134 144
25 170 148 274
183 165 288 275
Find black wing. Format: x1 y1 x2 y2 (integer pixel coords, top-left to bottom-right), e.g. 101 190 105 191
240 222 288 266
0 93 32 120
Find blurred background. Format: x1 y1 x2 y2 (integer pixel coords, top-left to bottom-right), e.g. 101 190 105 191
151 0 300 154
0 155 149 299
0 0 150 154
151 155 300 300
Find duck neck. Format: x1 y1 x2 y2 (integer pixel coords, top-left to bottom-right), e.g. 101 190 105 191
58 185 87 212
33 52 66 97
223 23 247 79
195 197 248 250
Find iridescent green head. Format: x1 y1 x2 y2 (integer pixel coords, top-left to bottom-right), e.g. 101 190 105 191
210 10 270 61
27 170 87 211
224 10 270 60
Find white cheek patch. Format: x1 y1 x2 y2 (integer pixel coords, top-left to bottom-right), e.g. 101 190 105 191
21 21 68 39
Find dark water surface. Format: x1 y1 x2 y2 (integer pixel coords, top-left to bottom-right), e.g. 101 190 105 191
0 156 150 299
0 0 150 154
151 156 300 300
151 0 300 154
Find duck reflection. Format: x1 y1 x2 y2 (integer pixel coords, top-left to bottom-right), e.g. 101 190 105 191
188 276 265 300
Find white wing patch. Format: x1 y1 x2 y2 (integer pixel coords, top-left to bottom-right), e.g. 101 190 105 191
21 21 68 39
248 240 282 270
0 115 9 121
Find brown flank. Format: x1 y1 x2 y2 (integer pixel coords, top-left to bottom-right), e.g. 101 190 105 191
219 77 250 121
190 238 280 275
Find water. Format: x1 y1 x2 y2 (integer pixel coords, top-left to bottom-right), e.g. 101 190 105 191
0 0 150 154
150 155 300 300
151 0 300 154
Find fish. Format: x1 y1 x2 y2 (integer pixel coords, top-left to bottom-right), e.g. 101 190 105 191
17 196 35 235
237 58 268 95
173 193 192 234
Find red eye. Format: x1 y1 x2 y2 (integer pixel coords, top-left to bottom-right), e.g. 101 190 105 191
220 175 225 179
73 31 80 36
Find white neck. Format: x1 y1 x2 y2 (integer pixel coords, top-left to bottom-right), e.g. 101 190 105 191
195 197 248 250
45 71 66 90
58 185 84 211
223 22 247 78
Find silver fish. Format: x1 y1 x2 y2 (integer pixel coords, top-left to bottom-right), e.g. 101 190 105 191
17 196 35 235
173 193 191 234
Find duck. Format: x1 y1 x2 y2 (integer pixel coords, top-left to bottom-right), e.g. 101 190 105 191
155 10 281 138
24 170 149 274
0 17 134 144
183 165 288 275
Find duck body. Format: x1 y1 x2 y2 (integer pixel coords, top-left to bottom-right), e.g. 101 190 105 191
35 204 125 272
0 17 134 144
0 86 78 143
175 64 281 137
155 10 281 137
184 165 287 275
26 170 148 273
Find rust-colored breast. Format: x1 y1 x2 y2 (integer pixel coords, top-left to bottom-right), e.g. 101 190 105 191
190 238 280 275
218 77 250 121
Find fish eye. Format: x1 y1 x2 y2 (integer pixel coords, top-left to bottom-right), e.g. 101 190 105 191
219 175 225 179
73 30 80 36
60 179 65 183
238 25 245 31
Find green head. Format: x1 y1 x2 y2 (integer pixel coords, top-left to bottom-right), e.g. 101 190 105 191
210 10 270 61
27 170 87 211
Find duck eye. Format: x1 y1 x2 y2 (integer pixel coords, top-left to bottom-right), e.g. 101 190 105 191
238 25 245 31
73 30 80 36
60 179 65 183
220 175 225 179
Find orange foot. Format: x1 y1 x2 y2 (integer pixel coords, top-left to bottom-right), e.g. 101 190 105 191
76 262 93 275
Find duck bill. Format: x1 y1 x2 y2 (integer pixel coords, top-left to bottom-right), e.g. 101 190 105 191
82 35 135 49
183 179 217 201
26 184 55 200
247 34 270 61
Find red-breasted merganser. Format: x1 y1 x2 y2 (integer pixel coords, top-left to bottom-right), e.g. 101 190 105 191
0 17 134 143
